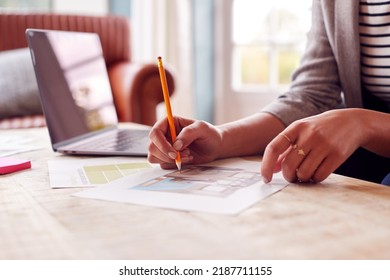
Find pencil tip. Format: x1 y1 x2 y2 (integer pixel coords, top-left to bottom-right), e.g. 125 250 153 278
157 56 162 60
176 161 181 172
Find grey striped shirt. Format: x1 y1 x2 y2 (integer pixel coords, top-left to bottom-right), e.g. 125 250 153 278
359 0 390 106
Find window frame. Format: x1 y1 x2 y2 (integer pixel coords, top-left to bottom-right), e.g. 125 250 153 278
214 0 311 124
214 0 283 124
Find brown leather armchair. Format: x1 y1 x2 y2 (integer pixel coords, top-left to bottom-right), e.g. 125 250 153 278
0 13 175 127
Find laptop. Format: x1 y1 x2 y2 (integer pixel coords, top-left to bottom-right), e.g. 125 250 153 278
25 29 150 156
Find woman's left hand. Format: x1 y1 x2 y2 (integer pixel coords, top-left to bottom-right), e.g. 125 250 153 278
261 109 367 183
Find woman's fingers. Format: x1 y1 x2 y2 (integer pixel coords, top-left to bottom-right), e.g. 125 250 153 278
261 133 295 183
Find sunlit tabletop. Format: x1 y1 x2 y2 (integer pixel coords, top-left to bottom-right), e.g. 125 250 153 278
1 126 390 259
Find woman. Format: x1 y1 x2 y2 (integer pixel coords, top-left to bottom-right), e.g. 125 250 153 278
148 0 390 184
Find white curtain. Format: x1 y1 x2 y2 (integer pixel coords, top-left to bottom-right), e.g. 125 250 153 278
131 0 194 119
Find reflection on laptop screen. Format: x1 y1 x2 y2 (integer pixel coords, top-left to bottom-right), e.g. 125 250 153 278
27 30 118 144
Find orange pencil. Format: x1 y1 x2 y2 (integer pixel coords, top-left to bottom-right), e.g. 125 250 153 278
157 56 182 171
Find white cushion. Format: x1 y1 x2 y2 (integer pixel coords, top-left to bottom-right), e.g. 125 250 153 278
0 48 43 118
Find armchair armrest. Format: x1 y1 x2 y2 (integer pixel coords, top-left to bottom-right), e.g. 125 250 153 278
108 62 175 126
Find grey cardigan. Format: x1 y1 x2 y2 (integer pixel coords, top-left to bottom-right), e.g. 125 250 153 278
263 0 362 126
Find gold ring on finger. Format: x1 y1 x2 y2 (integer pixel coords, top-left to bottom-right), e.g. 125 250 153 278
298 148 306 157
280 133 292 144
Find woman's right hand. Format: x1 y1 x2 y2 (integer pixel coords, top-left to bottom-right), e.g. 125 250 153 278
148 116 223 169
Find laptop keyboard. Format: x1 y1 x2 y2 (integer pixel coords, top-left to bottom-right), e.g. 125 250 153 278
71 129 149 152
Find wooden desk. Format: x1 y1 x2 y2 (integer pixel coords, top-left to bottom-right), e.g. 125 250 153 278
1 127 390 260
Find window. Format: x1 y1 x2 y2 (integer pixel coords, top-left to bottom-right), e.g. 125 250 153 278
0 0 51 10
215 0 312 123
232 0 312 91
0 0 117 15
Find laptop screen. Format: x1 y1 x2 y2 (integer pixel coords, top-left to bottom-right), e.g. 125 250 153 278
26 29 118 145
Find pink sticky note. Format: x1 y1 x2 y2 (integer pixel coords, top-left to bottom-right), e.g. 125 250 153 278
0 157 31 174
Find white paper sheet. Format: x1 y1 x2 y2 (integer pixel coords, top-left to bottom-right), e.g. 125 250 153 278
0 135 43 157
48 157 152 188
73 157 288 215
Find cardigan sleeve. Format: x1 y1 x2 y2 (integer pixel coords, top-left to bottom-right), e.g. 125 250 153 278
262 0 344 126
